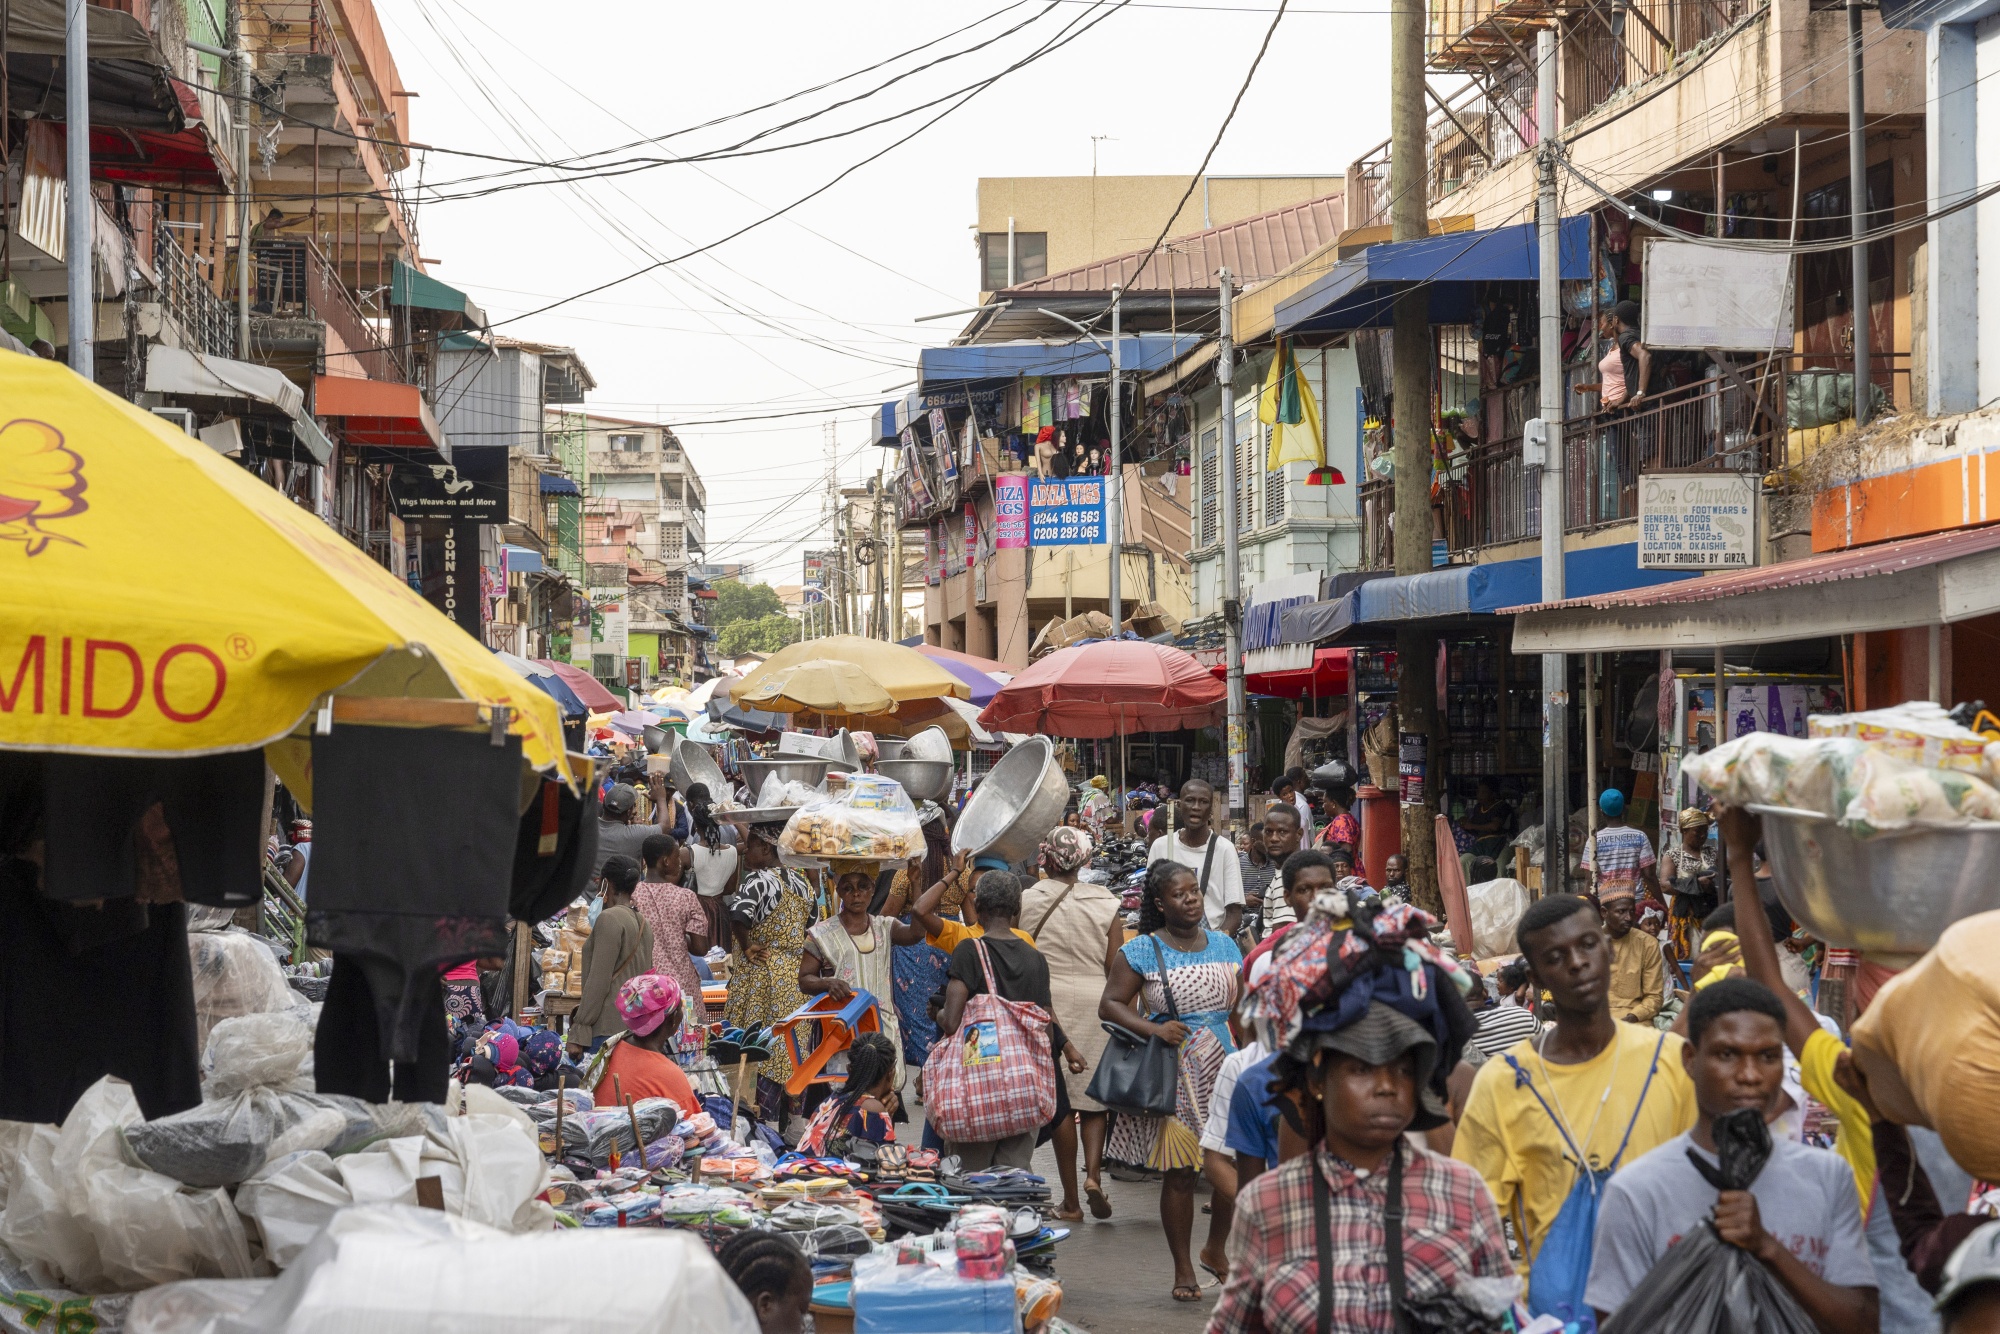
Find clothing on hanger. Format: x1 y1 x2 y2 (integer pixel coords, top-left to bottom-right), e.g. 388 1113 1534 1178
42 750 266 905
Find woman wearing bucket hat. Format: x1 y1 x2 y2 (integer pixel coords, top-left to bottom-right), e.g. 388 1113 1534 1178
1213 891 1515 1332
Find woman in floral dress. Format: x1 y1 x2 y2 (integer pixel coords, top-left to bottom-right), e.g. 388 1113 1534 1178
1100 859 1242 1304
723 824 816 1101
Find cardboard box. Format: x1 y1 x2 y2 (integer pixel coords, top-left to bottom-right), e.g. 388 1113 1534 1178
1123 601 1182 639
565 972 583 998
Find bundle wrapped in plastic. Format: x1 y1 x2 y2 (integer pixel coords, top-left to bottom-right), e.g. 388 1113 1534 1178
754 774 821 809
187 930 299 1050
1684 731 2000 837
779 772 922 861
1808 701 1994 774
549 1098 680 1167
123 1011 422 1189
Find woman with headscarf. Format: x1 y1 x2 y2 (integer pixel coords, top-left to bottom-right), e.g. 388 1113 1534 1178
684 783 740 955
1018 825 1123 1221
723 822 816 1101
1659 805 1717 961
590 971 698 1114
799 863 923 1084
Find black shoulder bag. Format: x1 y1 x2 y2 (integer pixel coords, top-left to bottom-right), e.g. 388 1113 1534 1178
1314 1141 1408 1334
1084 933 1181 1117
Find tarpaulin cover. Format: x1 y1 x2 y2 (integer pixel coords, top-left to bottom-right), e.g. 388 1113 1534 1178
919 334 1205 387
1275 217 1593 336
1279 545 1696 643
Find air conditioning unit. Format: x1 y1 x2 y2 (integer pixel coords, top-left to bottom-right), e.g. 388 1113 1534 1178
149 406 198 437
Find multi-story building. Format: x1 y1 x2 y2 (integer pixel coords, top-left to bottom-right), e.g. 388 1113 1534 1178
561 411 712 688
975 173 1344 294
891 183 1348 666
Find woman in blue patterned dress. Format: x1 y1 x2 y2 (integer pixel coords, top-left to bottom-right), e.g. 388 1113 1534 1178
1100 859 1242 1305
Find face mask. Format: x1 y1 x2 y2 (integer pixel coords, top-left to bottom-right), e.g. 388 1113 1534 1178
587 894 604 926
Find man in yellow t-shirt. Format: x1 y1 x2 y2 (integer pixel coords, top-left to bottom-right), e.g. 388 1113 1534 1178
1454 894 1698 1280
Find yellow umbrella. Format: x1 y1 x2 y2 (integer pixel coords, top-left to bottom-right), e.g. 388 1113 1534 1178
737 635 969 705
0 351 570 782
736 659 896 718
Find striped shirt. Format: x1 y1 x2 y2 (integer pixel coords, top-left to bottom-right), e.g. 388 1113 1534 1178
1471 1002 1540 1059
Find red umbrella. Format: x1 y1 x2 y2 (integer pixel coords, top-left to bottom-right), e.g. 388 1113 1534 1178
535 659 622 713
978 641 1225 739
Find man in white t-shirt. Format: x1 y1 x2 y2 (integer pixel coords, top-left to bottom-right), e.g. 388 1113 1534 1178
1146 778 1244 935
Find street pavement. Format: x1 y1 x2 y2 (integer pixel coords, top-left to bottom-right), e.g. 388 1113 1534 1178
904 1075 1219 1333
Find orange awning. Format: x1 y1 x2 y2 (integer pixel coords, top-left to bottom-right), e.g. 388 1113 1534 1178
313 376 443 451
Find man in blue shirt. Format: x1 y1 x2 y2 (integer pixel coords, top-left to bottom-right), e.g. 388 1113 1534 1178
1226 1050 1285 1184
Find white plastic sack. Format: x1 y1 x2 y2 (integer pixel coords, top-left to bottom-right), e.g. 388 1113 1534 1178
234 1113 549 1270
215 1203 758 1334
1465 878 1532 960
204 1010 314 1097
189 931 298 1050
0 1080 255 1292
128 1279 271 1334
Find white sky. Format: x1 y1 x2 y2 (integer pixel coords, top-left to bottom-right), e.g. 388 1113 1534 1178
377 0 1396 584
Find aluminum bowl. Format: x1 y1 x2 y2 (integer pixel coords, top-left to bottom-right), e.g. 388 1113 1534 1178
952 736 1068 865
668 733 726 797
778 730 861 772
905 726 953 763
876 758 954 803
1749 803 2000 964
874 738 910 761
642 724 674 755
739 757 833 801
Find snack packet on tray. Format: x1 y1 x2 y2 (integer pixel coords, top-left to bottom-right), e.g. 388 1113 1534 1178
779 773 923 861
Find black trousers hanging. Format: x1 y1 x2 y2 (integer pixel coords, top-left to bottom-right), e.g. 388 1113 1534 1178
314 954 451 1105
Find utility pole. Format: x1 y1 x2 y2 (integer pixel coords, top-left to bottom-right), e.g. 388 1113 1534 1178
1388 0 1440 912
1848 0 1870 426
1107 284 1124 632
870 465 886 639
1534 29 1570 893
235 32 251 357
1217 269 1249 837
64 0 93 378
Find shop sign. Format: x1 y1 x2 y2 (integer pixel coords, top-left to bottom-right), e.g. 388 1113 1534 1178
386 446 508 520
931 409 957 483
1638 472 1756 568
1028 477 1106 546
993 474 1029 549
964 502 976 570
427 521 483 639
624 658 643 688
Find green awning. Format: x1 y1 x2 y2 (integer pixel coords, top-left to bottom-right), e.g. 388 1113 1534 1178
391 260 487 328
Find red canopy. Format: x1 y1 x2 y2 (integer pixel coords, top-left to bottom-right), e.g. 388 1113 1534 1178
978 641 1225 739
535 659 623 713
1211 646 1352 699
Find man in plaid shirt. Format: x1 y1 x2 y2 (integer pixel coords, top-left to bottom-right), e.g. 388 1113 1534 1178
1208 1004 1516 1333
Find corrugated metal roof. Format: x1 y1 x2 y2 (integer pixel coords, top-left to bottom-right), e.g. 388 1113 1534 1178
1002 192 1345 295
1499 524 2000 615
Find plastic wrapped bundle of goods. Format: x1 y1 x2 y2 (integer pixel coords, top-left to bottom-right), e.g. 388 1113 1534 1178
779 773 923 862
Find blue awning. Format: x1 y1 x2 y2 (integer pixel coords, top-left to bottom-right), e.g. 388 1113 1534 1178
918 334 1205 389
1275 218 1593 336
1279 543 1698 643
502 544 544 574
540 473 581 497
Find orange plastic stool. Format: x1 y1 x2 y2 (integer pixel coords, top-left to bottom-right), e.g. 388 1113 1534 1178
774 990 882 1096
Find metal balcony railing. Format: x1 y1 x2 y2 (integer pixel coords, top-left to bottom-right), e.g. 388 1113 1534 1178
241 0 337 57
152 233 235 359
1358 353 1787 569
254 238 406 382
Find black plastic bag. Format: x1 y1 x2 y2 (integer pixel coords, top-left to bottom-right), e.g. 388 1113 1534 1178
1602 1109 1817 1334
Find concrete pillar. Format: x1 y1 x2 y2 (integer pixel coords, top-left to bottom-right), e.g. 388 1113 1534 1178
966 605 998 660
994 546 1030 668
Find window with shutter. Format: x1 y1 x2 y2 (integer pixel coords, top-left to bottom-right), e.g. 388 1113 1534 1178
1265 420 1287 526
1198 426 1219 549
1234 410 1257 535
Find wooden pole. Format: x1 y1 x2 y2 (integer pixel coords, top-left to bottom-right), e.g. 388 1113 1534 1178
511 920 530 1020
553 1073 568 1160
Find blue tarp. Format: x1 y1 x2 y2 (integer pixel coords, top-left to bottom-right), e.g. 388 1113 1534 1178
1274 217 1594 336
918 334 1205 388
1279 543 1698 643
540 473 581 497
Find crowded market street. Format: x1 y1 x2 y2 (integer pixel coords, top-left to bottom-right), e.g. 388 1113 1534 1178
7 0 2000 1330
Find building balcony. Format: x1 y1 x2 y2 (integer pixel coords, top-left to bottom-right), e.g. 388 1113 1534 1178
1357 354 1789 570
250 238 406 383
